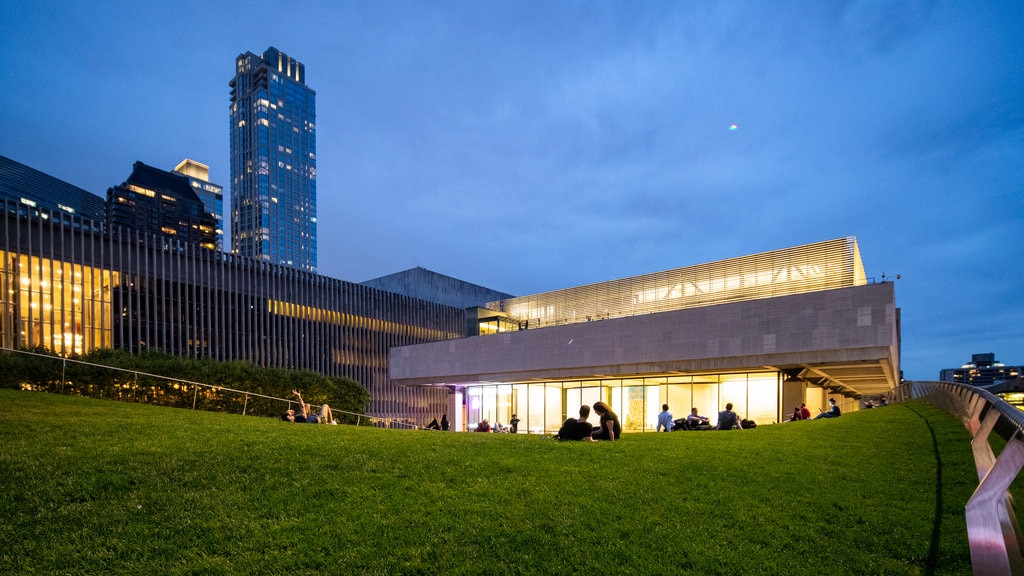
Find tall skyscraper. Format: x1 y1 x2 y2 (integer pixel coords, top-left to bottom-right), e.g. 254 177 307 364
229 47 317 271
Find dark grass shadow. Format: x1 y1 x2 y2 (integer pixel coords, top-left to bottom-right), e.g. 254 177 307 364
905 403 944 576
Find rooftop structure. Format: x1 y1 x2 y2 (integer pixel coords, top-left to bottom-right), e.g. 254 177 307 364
173 159 224 251
0 155 106 223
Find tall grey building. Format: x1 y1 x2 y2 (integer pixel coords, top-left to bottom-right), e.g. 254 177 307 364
229 47 317 271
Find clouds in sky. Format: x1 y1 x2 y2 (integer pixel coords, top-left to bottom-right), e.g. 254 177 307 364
1 0 1021 379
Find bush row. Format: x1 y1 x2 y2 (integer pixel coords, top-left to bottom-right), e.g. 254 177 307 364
0 346 370 422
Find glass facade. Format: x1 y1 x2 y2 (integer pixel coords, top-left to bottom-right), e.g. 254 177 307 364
229 47 317 272
485 237 865 330
0 252 115 356
463 372 782 433
173 159 224 251
1 199 462 424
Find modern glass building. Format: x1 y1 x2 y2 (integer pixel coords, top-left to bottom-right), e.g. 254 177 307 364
0 198 462 421
0 155 106 223
173 159 224 251
229 47 317 272
391 238 901 432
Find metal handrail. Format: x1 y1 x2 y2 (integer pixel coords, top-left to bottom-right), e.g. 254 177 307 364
0 347 416 429
894 380 1024 575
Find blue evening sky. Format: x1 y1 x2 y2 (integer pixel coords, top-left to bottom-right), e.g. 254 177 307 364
1 1 1021 381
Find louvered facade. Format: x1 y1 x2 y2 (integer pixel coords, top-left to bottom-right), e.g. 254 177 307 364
0 199 462 421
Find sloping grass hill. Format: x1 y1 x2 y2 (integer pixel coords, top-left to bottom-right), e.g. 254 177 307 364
1 389 976 575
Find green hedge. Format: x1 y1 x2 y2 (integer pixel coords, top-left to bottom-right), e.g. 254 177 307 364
0 347 369 420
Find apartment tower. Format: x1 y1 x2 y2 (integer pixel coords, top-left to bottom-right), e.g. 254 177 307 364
229 47 317 271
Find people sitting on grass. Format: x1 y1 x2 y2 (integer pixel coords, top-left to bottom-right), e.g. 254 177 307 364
716 402 743 430
799 403 812 420
686 407 710 428
815 398 841 419
557 405 595 441
475 419 491 432
591 401 621 441
787 406 803 422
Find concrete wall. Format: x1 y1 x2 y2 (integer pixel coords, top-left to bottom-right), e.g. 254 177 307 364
391 282 899 394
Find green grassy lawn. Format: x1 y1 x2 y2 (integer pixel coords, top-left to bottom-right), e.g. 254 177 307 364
0 390 976 575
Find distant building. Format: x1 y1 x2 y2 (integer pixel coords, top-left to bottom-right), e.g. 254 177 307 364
360 267 514 310
106 161 218 250
173 159 224 251
361 267 516 337
0 155 106 222
939 353 1023 387
229 46 317 272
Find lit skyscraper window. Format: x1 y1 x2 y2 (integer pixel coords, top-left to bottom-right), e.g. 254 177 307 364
229 47 317 272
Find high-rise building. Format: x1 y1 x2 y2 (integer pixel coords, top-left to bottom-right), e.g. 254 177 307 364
106 161 218 250
173 159 224 251
229 47 317 272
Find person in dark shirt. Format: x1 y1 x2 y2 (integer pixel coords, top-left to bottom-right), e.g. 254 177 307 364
557 405 595 441
815 398 842 419
440 414 450 431
716 402 743 430
591 401 621 441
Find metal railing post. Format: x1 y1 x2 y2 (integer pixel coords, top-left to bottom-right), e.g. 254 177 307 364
896 380 1024 576
966 433 1024 575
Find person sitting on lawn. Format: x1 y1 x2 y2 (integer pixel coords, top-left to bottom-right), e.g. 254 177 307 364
656 404 673 432
557 405 595 441
686 407 710 428
591 401 621 441
716 403 743 430
475 419 491 432
815 398 842 419
799 403 812 420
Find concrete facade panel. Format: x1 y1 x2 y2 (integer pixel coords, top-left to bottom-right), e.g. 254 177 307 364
391 282 898 393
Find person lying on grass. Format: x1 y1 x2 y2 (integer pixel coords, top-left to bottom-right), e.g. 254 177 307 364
281 390 336 424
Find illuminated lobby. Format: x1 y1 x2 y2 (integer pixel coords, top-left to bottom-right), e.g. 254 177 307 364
391 237 900 432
